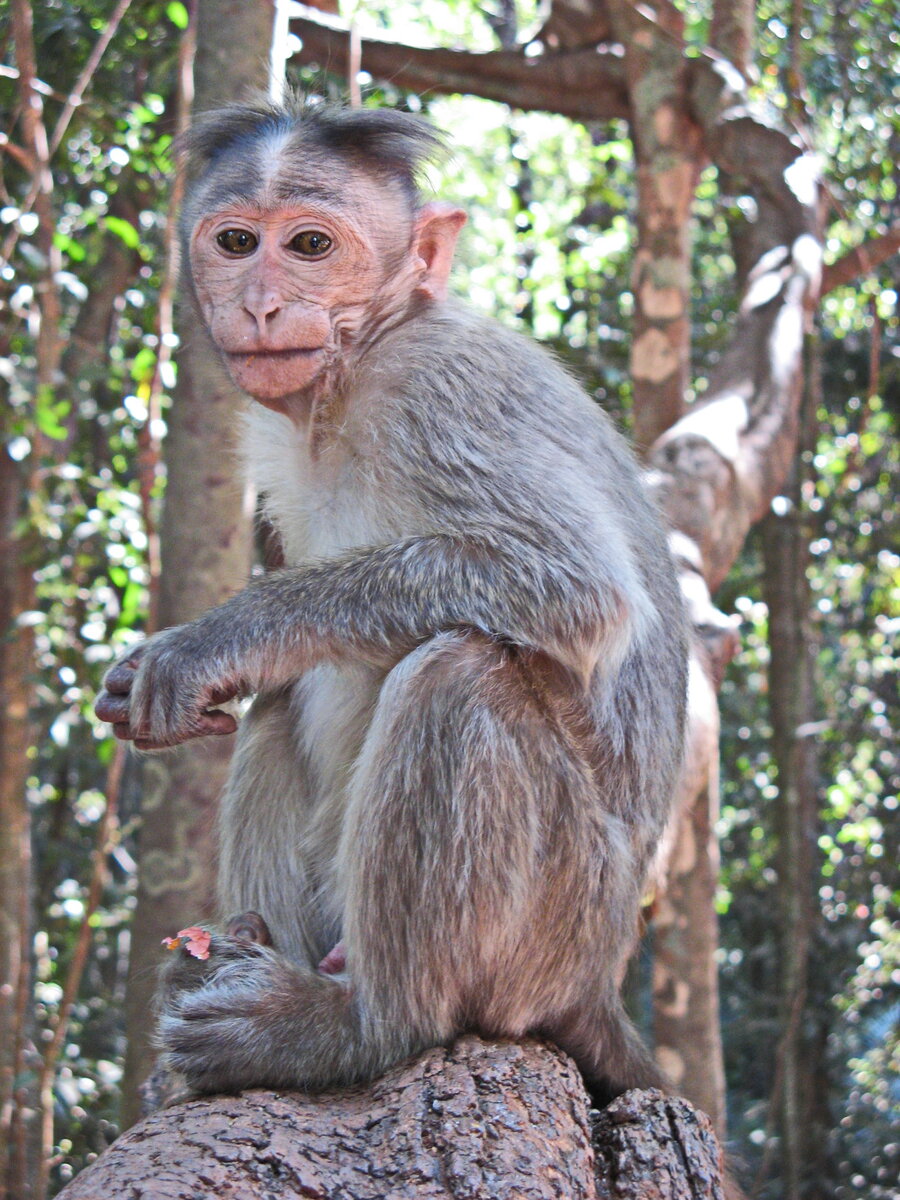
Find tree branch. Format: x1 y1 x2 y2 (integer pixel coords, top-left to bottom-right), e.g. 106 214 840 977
57 1039 725 1200
48 0 134 157
647 54 823 590
289 9 629 121
820 223 900 294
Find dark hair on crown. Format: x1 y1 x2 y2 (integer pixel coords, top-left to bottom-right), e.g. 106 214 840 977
178 93 447 201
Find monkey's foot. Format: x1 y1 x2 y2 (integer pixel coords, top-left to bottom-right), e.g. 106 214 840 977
158 933 354 1094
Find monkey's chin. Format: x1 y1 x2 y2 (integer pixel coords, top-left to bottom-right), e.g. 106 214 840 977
223 349 328 404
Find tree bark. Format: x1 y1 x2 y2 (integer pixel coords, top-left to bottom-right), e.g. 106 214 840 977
604 0 701 454
651 655 727 1138
2 3 70 1190
0 444 39 1200
119 0 272 1126
59 1039 725 1200
289 12 630 122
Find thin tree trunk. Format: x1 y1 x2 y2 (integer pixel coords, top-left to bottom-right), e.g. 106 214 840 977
652 656 728 1138
758 335 821 1198
2 3 68 1190
0 445 38 1200
118 0 274 1127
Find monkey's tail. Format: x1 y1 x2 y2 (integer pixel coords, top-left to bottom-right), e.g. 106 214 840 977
552 998 669 1108
566 1004 753 1200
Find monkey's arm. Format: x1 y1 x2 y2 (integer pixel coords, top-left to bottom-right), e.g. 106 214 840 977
96 531 646 748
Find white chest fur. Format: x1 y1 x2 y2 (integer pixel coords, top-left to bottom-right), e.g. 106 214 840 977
242 404 394 565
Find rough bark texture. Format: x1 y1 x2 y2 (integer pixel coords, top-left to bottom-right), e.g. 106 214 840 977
60 1039 723 1200
120 0 271 1125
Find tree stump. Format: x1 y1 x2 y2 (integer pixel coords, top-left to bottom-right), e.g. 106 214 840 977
59 1037 724 1199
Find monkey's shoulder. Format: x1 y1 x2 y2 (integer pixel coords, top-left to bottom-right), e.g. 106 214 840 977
357 301 644 498
368 302 594 417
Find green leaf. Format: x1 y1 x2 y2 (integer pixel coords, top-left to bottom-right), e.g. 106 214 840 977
167 1 189 29
53 232 86 263
35 387 69 441
119 579 143 628
130 346 156 384
103 216 140 250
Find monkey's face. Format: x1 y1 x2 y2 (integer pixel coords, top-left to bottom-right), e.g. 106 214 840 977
187 154 466 417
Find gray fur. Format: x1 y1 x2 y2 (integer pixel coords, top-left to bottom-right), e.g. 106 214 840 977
97 102 689 1101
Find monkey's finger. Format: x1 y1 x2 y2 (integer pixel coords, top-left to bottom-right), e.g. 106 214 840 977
196 709 238 736
111 721 182 750
113 722 142 743
103 660 140 694
95 691 132 723
113 709 239 751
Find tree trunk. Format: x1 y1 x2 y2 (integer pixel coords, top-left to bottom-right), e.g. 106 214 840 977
119 0 274 1126
759 335 822 1197
604 0 702 454
2 3 70 1190
0 445 39 1200
651 657 728 1138
58 1039 725 1200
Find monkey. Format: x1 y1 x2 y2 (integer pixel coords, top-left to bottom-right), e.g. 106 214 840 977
95 96 689 1104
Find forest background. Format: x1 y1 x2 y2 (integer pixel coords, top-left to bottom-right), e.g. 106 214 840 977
0 0 897 1198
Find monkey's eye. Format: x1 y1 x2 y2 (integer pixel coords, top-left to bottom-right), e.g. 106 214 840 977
216 229 258 255
289 231 333 257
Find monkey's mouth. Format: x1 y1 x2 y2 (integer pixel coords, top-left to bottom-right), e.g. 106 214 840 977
226 347 325 362
222 346 331 405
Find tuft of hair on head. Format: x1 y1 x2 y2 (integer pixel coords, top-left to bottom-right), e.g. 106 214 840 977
177 92 448 203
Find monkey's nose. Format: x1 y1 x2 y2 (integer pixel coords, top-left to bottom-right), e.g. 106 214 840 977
242 281 284 334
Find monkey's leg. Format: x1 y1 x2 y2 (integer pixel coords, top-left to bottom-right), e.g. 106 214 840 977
159 631 656 1095
216 688 341 969
338 629 658 1094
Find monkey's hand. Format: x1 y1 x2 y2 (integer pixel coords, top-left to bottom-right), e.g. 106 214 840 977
94 628 242 749
157 932 349 1094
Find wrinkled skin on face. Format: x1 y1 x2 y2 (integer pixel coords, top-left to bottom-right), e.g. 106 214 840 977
187 151 466 417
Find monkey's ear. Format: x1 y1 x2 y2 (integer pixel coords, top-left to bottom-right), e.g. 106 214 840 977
411 203 467 302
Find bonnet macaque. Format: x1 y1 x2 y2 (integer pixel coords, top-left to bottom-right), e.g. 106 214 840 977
96 98 688 1101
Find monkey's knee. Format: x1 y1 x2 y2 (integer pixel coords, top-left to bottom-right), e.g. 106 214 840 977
379 628 521 715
